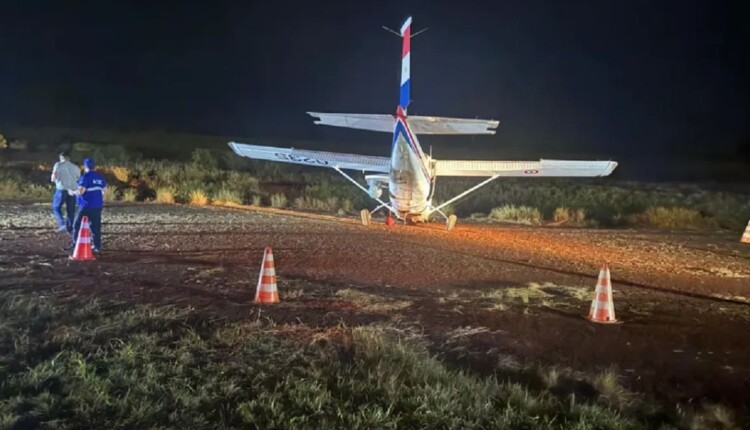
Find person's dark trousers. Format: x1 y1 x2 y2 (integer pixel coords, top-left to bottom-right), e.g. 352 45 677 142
52 189 76 232
72 207 102 250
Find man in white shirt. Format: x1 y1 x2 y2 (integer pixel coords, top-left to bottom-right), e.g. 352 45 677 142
50 151 81 233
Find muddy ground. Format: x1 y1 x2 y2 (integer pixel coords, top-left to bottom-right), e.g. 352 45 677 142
1 202 749 420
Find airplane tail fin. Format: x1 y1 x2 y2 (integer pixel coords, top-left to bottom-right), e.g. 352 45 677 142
399 16 412 113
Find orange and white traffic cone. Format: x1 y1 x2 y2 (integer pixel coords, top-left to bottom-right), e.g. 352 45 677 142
741 220 750 244
69 216 95 261
587 264 620 324
255 246 279 303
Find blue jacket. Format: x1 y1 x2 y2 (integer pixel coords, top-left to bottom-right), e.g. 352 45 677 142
77 171 107 209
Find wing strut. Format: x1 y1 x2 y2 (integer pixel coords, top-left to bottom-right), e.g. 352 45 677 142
430 175 501 213
333 167 403 220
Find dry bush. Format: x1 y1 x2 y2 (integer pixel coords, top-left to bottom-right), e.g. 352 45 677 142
189 189 210 206
110 166 130 183
155 187 176 204
553 207 571 223
553 207 587 225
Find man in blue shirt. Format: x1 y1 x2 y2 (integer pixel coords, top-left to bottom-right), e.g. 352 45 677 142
69 158 107 253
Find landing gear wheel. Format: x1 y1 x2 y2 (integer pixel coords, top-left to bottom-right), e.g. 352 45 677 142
446 214 457 231
360 209 371 226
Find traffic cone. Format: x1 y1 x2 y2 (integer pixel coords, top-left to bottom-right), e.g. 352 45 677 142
255 247 279 303
587 264 620 324
741 220 750 244
69 216 95 261
385 214 395 227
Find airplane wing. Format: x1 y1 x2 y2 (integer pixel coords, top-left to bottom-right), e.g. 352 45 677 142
228 142 390 173
307 112 499 135
434 159 618 177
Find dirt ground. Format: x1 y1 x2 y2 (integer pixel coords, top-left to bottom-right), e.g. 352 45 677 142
2 202 750 420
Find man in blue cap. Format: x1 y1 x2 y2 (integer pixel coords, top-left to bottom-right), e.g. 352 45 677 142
69 158 107 253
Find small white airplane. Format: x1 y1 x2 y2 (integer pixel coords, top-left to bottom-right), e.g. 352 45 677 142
229 16 617 230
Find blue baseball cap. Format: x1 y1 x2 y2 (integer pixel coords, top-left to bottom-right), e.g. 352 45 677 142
83 158 96 168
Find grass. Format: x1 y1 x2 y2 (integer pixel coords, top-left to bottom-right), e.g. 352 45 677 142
436 177 750 230
270 193 287 208
102 186 118 202
155 186 176 203
334 288 412 312
593 367 635 410
553 207 588 225
681 404 740 430
505 283 554 304
100 165 130 183
121 188 137 202
189 189 210 205
489 205 543 225
0 290 663 429
0 180 51 201
480 282 593 311
212 187 243 206
640 207 716 229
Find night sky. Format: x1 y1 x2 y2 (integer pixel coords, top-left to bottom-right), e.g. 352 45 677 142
1 1 748 158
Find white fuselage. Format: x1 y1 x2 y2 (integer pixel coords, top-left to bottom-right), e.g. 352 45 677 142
388 113 432 218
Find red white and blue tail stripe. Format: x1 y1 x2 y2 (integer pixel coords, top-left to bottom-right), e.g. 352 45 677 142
399 16 412 112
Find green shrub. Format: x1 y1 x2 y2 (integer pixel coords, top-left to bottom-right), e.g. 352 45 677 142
122 188 138 202
340 198 353 213
642 207 716 229
190 148 219 171
8 139 29 150
213 187 242 206
489 205 542 225
0 171 52 201
270 193 287 208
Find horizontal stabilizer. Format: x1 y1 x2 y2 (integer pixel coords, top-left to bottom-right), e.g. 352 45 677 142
409 115 499 135
228 142 390 173
307 112 394 133
434 159 618 177
308 112 499 135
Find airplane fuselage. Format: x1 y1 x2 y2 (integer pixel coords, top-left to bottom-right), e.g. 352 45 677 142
388 108 432 219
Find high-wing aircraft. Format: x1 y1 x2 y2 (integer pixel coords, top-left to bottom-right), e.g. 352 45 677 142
229 16 618 230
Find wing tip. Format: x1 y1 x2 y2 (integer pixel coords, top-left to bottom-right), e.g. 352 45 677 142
227 141 241 155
